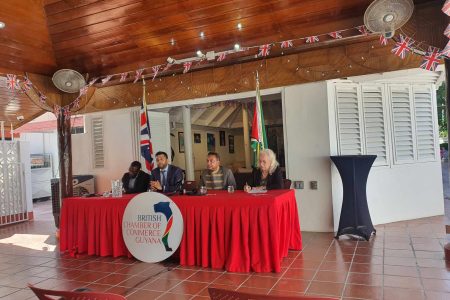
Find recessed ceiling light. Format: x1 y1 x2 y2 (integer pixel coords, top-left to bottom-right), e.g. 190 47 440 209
0 22 5 29
237 23 242 30
199 32 205 39
234 43 240 50
170 38 176 46
196 50 203 57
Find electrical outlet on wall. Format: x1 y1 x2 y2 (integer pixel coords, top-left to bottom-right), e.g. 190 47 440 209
310 181 318 190
293 181 304 189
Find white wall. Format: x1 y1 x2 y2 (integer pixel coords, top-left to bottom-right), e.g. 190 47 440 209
170 126 245 181
283 82 334 232
20 132 59 177
19 141 32 213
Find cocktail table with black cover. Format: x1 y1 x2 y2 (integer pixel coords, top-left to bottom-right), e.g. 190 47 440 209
330 155 376 241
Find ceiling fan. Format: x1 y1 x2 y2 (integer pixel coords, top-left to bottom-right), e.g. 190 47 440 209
52 69 86 93
364 0 415 38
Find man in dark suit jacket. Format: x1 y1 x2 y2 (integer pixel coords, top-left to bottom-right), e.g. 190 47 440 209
122 161 151 194
150 151 183 193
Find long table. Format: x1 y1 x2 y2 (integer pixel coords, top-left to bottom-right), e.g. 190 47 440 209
59 190 302 273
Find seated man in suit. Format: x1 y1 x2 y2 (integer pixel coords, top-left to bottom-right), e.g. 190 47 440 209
150 151 183 193
122 161 151 194
200 152 236 190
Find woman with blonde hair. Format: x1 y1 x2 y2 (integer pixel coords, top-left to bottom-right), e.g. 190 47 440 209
244 148 283 191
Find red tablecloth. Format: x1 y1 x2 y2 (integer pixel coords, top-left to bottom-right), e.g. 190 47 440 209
60 190 302 273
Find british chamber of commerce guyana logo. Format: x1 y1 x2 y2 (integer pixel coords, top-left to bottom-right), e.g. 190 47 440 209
154 201 173 252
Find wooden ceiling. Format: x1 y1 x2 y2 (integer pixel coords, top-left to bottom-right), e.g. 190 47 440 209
0 0 447 128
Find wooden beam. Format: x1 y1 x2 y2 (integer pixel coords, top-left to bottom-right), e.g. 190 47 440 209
190 107 207 123
196 104 226 126
211 105 238 127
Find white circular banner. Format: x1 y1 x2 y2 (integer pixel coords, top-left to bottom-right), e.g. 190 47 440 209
122 192 183 263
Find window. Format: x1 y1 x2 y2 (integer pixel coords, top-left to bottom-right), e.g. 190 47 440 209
71 126 84 134
413 86 436 161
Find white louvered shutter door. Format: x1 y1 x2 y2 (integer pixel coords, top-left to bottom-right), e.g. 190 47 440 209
390 85 415 163
335 84 362 155
91 117 104 168
361 85 388 165
413 86 436 161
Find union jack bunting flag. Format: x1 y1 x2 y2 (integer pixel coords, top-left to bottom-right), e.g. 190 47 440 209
357 25 369 36
440 40 450 57
6 74 19 90
420 47 441 71
79 85 88 97
89 77 99 86
328 31 342 39
120 72 128 82
379 35 388 46
217 52 226 61
38 92 47 103
305 36 319 43
54 105 61 118
445 24 450 38
443 0 450 16
63 106 71 119
280 40 293 48
258 44 271 57
72 98 80 109
21 77 32 92
391 35 413 59
151 65 160 81
183 62 192 73
101 75 113 85
134 69 144 83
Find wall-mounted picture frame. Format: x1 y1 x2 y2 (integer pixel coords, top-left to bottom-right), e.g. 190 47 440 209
178 132 185 153
229 135 234 153
207 133 216 152
194 133 201 144
219 131 226 146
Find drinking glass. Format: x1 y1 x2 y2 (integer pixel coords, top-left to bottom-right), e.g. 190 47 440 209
227 185 235 193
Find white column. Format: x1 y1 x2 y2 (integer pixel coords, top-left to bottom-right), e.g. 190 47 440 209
182 106 195 181
242 104 251 169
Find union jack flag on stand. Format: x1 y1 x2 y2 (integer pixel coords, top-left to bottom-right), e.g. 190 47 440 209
391 35 413 59
379 35 388 46
258 44 271 57
120 72 128 82
6 74 19 90
357 25 369 36
280 40 293 48
183 62 192 73
440 40 450 57
328 31 343 39
217 52 226 62
140 80 154 172
443 0 450 16
134 69 144 83
305 36 319 43
420 47 441 71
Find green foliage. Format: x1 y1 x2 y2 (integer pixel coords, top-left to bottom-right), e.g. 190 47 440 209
437 83 447 137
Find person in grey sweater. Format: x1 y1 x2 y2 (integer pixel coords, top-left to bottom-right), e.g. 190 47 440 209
199 152 236 190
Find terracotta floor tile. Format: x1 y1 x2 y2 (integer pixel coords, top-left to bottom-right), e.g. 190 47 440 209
157 269 197 280
241 275 279 289
347 272 383 286
0 286 20 298
313 270 347 283
73 271 110 283
343 284 382 299
419 267 450 280
268 289 305 297
236 286 270 295
1 288 36 300
213 273 249 286
122 289 162 300
355 247 383 256
157 292 193 300
190 296 211 300
84 283 114 292
142 278 182 292
353 254 383 264
425 291 450 300
272 278 309 293
290 259 322 269
283 268 316 280
422 278 450 293
169 281 207 295
197 283 234 297
349 263 383 274
383 265 419 277
415 250 444 259
319 261 351 272
187 270 222 283
384 256 417 267
383 275 422 289
383 287 425 300
94 273 130 285
384 242 412 250
384 249 414 257
117 275 153 289
105 285 135 296
416 258 446 268
306 281 344 297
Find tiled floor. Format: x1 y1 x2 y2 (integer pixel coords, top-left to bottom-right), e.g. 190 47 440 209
0 200 449 299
